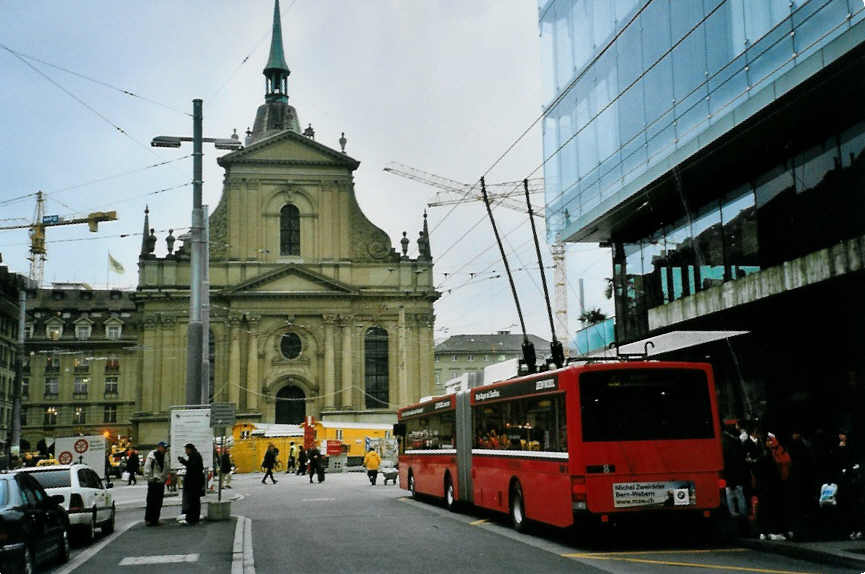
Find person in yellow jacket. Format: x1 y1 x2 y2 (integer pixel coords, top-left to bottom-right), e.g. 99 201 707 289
363 447 382 486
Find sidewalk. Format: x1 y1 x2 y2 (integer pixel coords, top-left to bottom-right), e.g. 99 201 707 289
63 516 239 574
112 482 240 510
739 537 865 570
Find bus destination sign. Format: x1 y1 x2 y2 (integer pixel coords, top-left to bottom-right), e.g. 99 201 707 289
473 377 559 404
401 397 454 419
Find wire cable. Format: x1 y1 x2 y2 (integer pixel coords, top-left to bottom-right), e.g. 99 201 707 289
0 42 190 117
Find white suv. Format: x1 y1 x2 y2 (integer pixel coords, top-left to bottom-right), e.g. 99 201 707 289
15 464 115 541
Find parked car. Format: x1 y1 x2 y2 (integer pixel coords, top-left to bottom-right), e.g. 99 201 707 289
14 464 115 542
0 471 70 573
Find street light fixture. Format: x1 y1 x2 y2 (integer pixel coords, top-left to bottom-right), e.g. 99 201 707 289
151 98 241 406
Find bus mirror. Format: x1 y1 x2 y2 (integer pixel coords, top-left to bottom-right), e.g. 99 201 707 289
393 423 406 437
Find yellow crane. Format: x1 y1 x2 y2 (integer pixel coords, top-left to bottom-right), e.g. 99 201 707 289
0 191 117 285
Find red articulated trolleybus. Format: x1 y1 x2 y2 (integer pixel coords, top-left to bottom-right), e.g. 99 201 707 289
396 360 723 531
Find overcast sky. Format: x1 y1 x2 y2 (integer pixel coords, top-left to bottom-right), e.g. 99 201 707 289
0 0 613 346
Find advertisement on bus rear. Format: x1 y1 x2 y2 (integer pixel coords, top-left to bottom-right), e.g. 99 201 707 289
612 480 696 508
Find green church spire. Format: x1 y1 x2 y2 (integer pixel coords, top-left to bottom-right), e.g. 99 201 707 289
264 0 290 103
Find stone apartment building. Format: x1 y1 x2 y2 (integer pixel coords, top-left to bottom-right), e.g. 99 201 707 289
434 332 550 388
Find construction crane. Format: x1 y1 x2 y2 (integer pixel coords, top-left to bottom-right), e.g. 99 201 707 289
383 162 569 355
383 162 545 217
0 191 117 285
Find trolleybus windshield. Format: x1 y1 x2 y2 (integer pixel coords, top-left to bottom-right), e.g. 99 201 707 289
580 369 714 442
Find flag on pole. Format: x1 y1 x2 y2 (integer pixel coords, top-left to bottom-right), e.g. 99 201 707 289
108 253 125 274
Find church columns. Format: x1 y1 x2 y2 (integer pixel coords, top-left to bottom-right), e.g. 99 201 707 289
247 316 260 411
340 314 353 408
418 314 434 399
323 314 336 409
398 307 408 407
228 316 241 408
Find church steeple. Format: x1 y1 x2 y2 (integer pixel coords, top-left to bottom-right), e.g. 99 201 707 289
264 0 290 103
246 0 301 144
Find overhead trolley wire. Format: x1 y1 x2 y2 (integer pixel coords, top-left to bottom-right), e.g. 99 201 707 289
0 43 191 117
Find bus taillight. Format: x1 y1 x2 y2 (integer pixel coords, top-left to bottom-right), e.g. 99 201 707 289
571 477 587 510
718 478 727 489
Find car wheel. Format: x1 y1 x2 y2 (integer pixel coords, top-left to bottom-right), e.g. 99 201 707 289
56 529 70 564
102 504 116 534
22 546 34 574
444 475 456 512
408 472 417 498
510 481 527 533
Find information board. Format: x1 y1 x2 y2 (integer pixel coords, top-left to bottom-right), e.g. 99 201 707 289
169 408 213 470
55 435 106 472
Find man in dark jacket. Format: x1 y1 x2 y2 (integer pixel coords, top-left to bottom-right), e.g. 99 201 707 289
722 425 749 523
297 445 307 476
126 449 140 486
261 444 278 484
220 449 233 489
178 443 204 525
307 446 322 484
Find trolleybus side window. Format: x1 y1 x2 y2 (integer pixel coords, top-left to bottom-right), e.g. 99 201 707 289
405 411 456 450
473 393 567 452
580 369 714 442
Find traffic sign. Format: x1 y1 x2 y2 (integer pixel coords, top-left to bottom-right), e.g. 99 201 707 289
42 215 60 224
210 403 236 428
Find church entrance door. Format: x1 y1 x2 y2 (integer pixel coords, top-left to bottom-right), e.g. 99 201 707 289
275 385 305 424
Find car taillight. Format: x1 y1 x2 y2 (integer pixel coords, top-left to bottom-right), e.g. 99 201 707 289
69 493 84 513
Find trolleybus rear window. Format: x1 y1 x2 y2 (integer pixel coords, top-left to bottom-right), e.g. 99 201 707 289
580 369 713 442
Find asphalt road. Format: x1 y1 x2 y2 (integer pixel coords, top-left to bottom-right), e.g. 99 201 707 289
40 472 863 574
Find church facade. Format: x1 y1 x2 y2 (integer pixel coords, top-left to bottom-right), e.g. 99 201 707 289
132 1 437 445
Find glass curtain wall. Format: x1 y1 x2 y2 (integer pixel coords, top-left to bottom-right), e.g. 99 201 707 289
612 120 865 342
540 0 864 240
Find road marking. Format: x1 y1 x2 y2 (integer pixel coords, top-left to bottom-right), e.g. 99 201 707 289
562 548 748 557
55 519 140 574
243 514 256 574
119 554 199 565
469 519 488 526
301 497 336 502
565 554 818 574
231 515 245 574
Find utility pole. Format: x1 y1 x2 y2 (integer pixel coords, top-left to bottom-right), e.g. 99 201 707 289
8 280 26 463
152 99 241 406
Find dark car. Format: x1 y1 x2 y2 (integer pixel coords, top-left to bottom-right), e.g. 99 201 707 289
0 472 70 573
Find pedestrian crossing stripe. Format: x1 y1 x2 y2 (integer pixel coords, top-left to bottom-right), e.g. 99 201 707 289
119 554 200 565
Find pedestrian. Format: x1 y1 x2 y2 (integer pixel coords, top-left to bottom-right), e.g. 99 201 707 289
833 430 864 540
766 433 795 540
262 444 278 484
787 430 815 537
286 441 297 474
363 447 382 486
307 446 323 484
745 427 776 539
220 448 233 489
297 445 307 476
126 449 140 486
177 443 204 525
722 423 748 534
143 441 169 526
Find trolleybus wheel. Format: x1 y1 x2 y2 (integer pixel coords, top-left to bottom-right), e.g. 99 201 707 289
409 472 417 498
510 481 527 533
444 475 455 512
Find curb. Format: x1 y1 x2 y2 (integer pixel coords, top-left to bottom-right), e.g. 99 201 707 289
738 538 865 570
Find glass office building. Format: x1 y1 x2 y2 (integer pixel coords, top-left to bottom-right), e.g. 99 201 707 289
541 0 864 241
540 0 865 428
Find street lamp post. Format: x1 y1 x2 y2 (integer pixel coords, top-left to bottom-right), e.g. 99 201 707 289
152 99 241 405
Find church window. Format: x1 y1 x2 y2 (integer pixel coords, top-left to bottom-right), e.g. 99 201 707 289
280 333 302 360
364 327 389 409
280 204 300 256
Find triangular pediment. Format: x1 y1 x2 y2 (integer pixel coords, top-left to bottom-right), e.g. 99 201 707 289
222 264 357 297
218 130 360 170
